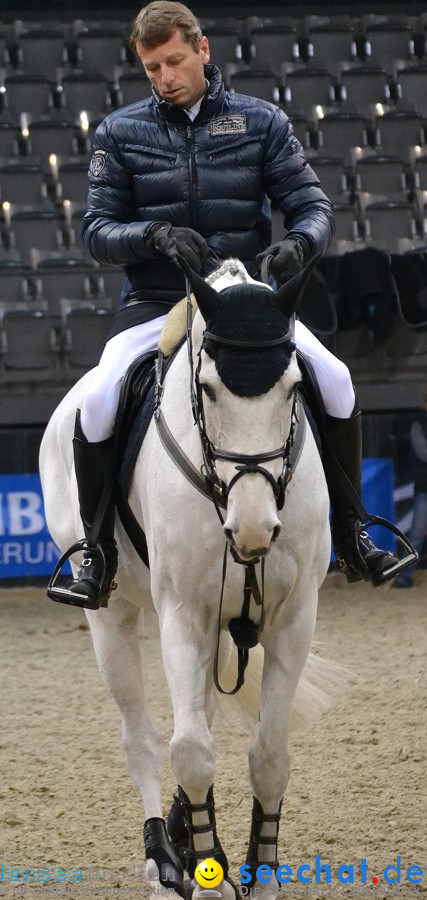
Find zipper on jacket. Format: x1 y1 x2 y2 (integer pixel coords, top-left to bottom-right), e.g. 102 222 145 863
186 124 198 230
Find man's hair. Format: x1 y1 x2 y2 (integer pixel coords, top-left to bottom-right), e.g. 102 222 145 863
129 1 203 54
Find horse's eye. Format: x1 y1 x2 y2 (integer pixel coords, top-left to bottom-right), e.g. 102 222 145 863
200 383 216 402
287 381 301 400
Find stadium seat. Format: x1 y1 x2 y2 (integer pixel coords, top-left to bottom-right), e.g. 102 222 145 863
31 255 99 311
248 25 299 75
65 306 114 369
113 70 152 106
58 72 111 118
26 118 78 164
96 266 125 303
204 25 241 73
354 154 408 198
0 160 48 203
364 200 419 252
288 114 310 149
373 110 425 161
338 64 392 113
313 111 368 163
309 156 350 202
395 65 427 116
327 203 361 254
301 23 356 74
73 26 127 77
229 69 280 104
2 74 54 120
7 206 68 265
413 154 427 190
0 121 19 157
0 309 62 377
282 67 336 114
0 30 7 66
61 198 85 234
15 28 68 76
362 21 416 67
53 156 89 203
0 265 35 306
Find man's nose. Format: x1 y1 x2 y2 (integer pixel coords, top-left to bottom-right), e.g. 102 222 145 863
160 66 174 86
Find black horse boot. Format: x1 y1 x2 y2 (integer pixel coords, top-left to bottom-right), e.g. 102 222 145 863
66 410 118 609
323 404 399 585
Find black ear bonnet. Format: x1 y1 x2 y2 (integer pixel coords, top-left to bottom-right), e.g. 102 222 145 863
201 284 295 397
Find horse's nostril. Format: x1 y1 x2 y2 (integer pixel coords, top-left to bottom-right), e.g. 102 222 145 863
272 524 281 543
223 527 234 544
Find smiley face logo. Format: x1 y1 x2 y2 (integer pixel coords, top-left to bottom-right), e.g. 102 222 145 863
194 858 224 888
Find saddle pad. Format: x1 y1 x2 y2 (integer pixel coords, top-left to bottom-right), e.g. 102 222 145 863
115 343 184 567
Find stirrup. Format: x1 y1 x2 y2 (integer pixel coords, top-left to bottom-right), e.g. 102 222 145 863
339 515 419 587
47 539 116 609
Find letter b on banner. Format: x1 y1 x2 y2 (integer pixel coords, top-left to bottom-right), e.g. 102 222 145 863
7 492 44 536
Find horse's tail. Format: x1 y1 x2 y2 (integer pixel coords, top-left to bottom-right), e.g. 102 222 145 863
218 637 353 731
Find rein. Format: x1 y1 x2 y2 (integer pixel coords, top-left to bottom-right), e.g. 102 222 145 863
155 276 300 694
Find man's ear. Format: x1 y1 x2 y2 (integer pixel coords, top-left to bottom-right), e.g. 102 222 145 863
200 35 210 62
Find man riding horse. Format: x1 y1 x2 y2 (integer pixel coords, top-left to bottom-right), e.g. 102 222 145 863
64 0 408 608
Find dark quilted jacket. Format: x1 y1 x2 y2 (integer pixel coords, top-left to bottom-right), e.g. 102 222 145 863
82 65 334 306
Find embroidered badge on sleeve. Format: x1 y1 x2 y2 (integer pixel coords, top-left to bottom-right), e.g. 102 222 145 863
89 150 108 176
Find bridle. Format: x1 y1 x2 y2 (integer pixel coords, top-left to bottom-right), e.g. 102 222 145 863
186 285 299 523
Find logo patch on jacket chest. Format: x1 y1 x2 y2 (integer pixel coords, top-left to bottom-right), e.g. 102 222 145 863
210 115 247 136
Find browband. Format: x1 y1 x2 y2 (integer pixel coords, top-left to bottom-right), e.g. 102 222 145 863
203 330 292 349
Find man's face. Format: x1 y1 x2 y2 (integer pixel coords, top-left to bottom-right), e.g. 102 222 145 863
136 30 210 108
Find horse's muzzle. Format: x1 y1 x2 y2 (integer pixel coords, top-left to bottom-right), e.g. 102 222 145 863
223 518 281 561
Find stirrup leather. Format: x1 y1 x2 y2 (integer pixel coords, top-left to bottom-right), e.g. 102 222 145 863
47 539 117 609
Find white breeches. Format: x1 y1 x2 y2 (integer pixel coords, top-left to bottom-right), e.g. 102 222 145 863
80 316 355 443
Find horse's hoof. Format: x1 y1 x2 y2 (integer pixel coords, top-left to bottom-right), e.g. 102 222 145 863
186 877 239 900
146 859 185 899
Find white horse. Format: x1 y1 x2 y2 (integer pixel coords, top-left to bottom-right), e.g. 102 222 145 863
40 259 338 900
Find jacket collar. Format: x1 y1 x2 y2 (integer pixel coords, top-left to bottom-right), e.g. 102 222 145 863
154 65 225 125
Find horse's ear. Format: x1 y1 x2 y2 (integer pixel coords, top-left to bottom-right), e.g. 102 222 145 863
274 254 321 318
178 260 219 321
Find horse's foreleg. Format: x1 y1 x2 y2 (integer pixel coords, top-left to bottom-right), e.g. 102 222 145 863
85 599 162 815
86 599 183 896
245 594 317 900
159 610 237 900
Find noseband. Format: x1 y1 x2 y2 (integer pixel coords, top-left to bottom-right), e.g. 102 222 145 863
189 309 298 519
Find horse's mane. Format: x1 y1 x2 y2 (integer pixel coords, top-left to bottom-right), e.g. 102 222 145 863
205 258 250 286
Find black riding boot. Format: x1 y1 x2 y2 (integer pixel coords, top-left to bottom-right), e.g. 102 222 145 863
66 410 118 608
323 404 399 585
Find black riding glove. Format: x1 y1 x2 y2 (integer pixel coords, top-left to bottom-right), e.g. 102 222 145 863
145 222 209 274
256 235 310 286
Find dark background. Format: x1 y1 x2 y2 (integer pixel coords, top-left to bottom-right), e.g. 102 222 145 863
0 0 424 478
2 0 425 19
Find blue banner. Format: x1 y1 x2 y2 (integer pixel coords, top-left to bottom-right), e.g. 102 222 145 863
361 458 396 552
0 461 396 578
0 474 70 578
